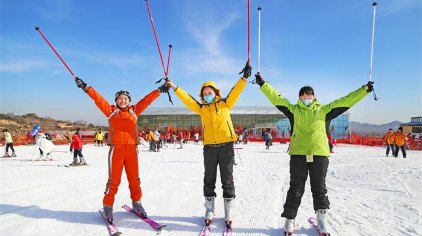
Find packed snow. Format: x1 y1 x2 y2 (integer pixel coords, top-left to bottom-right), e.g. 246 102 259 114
0 142 421 236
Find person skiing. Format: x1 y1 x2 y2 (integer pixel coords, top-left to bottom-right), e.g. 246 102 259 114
166 61 252 227
383 128 395 157
95 128 104 147
264 129 272 150
73 76 169 223
393 127 407 158
2 129 16 157
35 133 55 161
253 73 373 235
69 129 86 165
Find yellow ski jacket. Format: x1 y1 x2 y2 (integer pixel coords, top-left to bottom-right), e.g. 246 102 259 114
174 78 246 145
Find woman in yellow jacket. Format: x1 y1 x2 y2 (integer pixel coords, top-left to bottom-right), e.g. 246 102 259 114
166 62 251 227
394 127 407 158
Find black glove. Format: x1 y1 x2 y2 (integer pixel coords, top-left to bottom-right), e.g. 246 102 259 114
158 83 170 93
254 73 265 86
366 81 374 92
75 77 88 92
239 61 252 78
70 148 73 152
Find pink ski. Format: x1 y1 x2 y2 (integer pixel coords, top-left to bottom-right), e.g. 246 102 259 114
99 210 122 236
122 204 166 231
308 217 330 236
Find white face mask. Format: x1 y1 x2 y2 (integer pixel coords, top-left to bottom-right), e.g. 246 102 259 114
301 99 313 106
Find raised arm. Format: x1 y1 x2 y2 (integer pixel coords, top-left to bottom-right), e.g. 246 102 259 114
324 83 372 119
225 78 247 109
74 77 113 117
167 79 201 114
134 89 161 116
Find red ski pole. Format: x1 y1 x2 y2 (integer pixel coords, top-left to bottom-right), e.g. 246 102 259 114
35 26 75 78
145 0 168 78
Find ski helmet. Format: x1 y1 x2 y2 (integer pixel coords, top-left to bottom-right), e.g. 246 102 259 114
115 90 131 102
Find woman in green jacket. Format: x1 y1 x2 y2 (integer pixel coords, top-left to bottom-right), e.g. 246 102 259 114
166 62 251 227
254 73 373 235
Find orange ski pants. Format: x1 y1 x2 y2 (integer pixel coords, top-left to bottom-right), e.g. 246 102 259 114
103 144 142 206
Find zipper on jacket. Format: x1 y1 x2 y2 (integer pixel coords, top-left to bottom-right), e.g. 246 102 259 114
227 121 234 138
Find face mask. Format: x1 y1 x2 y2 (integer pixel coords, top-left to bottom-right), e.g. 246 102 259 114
301 99 313 106
203 94 216 104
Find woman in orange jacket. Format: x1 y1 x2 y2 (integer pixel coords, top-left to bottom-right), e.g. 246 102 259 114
74 77 169 223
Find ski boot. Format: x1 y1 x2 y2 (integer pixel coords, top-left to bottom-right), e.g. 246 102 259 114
316 209 331 236
224 197 234 222
11 152 17 157
103 205 113 224
132 200 147 218
69 157 78 166
79 157 87 165
204 196 215 222
2 153 10 158
283 218 294 235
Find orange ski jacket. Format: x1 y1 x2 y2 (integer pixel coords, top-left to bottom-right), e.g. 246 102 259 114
87 87 160 144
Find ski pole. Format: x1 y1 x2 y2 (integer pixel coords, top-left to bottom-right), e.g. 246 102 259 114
247 0 251 64
35 26 76 78
369 1 377 82
145 0 168 78
368 1 379 100
257 6 262 73
165 44 173 76
144 0 174 105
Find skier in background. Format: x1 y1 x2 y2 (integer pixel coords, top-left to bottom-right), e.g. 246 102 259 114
393 127 407 158
254 73 374 235
69 129 86 166
383 128 395 157
73 76 169 223
166 61 251 228
96 128 104 147
35 133 55 161
2 129 16 157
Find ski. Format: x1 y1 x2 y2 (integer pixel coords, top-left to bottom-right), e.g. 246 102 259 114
223 223 232 236
308 217 330 236
199 220 212 236
99 210 122 236
122 204 166 231
57 164 88 167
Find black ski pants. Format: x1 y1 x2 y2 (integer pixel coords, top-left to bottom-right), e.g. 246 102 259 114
203 142 235 198
394 145 406 158
386 144 395 156
281 155 330 219
5 143 15 153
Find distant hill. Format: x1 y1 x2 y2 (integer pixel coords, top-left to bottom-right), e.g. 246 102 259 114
350 121 403 136
0 113 107 135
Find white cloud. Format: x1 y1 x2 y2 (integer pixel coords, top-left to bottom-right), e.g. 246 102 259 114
179 9 240 75
0 58 48 73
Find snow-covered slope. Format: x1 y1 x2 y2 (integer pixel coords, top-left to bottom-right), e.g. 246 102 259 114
0 142 421 236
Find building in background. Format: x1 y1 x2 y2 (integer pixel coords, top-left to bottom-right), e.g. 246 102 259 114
139 107 350 141
400 116 422 135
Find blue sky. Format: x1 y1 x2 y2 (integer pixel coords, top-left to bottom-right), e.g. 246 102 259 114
1 0 421 126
